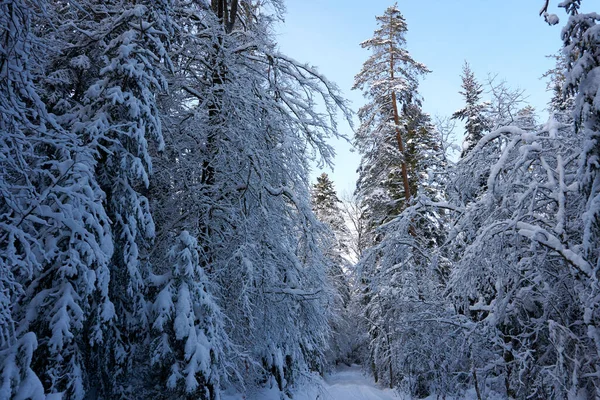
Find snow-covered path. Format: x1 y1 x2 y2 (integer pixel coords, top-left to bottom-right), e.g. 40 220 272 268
317 364 401 400
223 365 402 400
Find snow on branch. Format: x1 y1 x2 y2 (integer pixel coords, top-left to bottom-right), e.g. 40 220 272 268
516 221 593 277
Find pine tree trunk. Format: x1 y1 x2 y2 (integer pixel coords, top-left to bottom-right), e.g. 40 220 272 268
390 91 411 204
389 15 411 204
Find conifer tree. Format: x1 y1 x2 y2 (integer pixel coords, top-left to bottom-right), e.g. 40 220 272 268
562 5 600 269
352 4 452 394
1 1 115 397
0 3 50 395
312 173 351 260
543 53 575 115
311 173 353 364
451 62 490 157
150 231 228 400
41 0 172 395
560 5 600 395
353 3 430 244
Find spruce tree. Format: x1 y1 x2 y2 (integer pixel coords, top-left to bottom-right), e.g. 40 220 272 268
451 62 490 157
311 173 353 365
1 1 115 397
312 173 351 259
560 5 600 395
41 0 172 395
150 231 228 400
0 3 49 395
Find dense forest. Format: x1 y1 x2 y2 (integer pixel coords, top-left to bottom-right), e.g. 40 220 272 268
0 0 599 399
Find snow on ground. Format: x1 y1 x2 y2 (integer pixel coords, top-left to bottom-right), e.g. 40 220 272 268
223 364 402 400
222 364 503 400
312 364 401 400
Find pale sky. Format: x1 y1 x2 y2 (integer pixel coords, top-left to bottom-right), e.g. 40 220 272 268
276 1 581 195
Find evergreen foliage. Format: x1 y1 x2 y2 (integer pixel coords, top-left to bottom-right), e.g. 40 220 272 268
2 0 600 398
311 173 354 366
451 62 490 157
0 0 350 397
351 1 600 398
353 3 432 247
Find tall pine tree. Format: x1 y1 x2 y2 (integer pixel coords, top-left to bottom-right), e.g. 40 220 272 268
352 4 451 394
353 3 431 246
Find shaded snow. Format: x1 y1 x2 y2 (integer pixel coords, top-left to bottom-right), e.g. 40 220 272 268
316 365 401 400
223 365 508 399
223 365 401 400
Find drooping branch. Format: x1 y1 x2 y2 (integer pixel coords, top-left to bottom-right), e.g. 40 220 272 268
539 0 551 15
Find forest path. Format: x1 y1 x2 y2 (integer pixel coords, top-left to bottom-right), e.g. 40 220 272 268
223 364 402 400
316 364 401 400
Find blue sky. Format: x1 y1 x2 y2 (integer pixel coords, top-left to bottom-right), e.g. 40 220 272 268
276 1 578 194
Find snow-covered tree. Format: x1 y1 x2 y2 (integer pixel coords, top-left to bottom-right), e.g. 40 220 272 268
150 231 229 399
352 5 457 395
353 3 430 245
543 52 575 114
339 191 369 261
311 173 353 365
0 2 50 395
357 198 462 396
451 62 490 157
312 173 352 262
41 0 172 395
355 126 454 395
485 76 528 130
561 4 600 277
152 0 351 393
446 115 596 397
1 1 115 398
560 5 600 396
449 78 531 207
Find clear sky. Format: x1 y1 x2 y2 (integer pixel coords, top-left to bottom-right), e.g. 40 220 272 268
275 1 583 195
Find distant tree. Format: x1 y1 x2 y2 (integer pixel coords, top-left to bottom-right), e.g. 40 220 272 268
340 191 368 261
311 173 353 365
449 78 531 207
403 109 447 202
515 105 537 129
451 62 490 157
312 173 351 260
485 76 528 129
543 53 575 114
